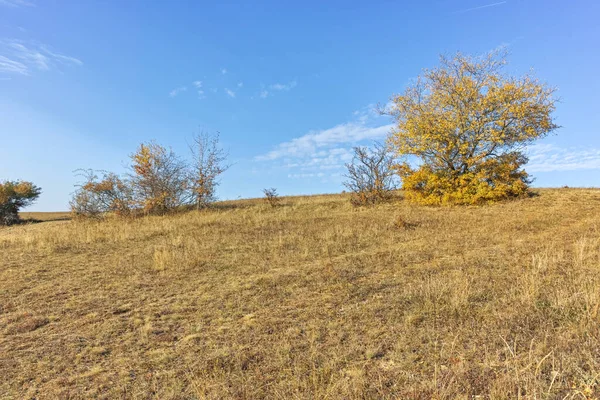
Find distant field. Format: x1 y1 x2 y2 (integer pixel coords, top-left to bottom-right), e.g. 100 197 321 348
1 189 600 398
18 211 72 222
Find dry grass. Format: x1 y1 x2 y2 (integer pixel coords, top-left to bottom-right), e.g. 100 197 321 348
18 211 72 222
1 189 600 399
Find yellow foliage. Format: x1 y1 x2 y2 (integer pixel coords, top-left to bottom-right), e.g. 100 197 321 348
388 49 558 205
0 180 42 225
130 142 186 215
132 143 162 178
400 153 530 205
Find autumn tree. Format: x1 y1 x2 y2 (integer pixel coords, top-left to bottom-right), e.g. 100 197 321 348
343 143 398 206
70 170 134 218
129 142 191 214
188 132 229 209
387 50 558 205
71 135 230 218
0 180 41 225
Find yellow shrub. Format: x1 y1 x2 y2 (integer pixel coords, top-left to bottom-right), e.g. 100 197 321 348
400 153 531 205
387 50 557 206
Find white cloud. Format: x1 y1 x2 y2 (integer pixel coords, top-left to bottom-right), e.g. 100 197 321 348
288 172 325 179
258 80 298 99
0 0 34 7
8 42 49 69
282 147 356 172
169 86 187 97
255 107 394 182
526 144 600 172
256 121 392 161
225 88 236 98
352 103 391 124
191 80 205 98
0 55 27 75
237 82 243 88
221 68 227 75
270 80 297 91
38 45 82 66
0 39 82 76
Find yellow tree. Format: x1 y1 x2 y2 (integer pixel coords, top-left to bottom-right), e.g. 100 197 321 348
0 180 41 225
387 50 558 205
129 142 190 214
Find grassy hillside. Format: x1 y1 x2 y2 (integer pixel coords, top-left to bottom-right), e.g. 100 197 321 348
1 189 599 399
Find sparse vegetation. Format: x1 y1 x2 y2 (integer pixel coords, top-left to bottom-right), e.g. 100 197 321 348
0 49 582 399
2 189 600 398
387 50 558 205
0 180 41 225
129 141 191 215
262 187 280 207
189 132 230 209
344 143 398 206
71 132 228 218
70 169 134 218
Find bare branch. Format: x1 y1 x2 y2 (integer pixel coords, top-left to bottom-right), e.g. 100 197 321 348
189 131 231 209
343 142 399 206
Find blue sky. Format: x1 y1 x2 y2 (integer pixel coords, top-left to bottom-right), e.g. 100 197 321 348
1 0 599 211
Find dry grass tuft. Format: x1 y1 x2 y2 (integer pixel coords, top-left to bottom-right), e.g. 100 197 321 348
1 189 600 398
390 214 418 230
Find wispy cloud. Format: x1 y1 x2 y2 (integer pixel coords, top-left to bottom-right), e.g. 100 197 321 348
0 55 27 75
270 80 297 91
192 80 205 98
258 79 298 99
526 144 600 172
454 1 507 14
221 68 227 75
0 39 82 76
39 45 82 66
288 172 325 179
256 121 391 161
237 82 243 88
255 105 393 181
169 86 187 97
225 88 236 98
0 0 34 7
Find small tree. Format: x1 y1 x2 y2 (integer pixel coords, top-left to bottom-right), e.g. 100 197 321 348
387 49 558 205
70 170 134 218
71 134 231 218
129 142 191 214
0 180 41 225
189 132 230 209
343 143 398 206
262 188 280 207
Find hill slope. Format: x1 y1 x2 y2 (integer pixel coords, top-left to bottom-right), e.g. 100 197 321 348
1 189 600 398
